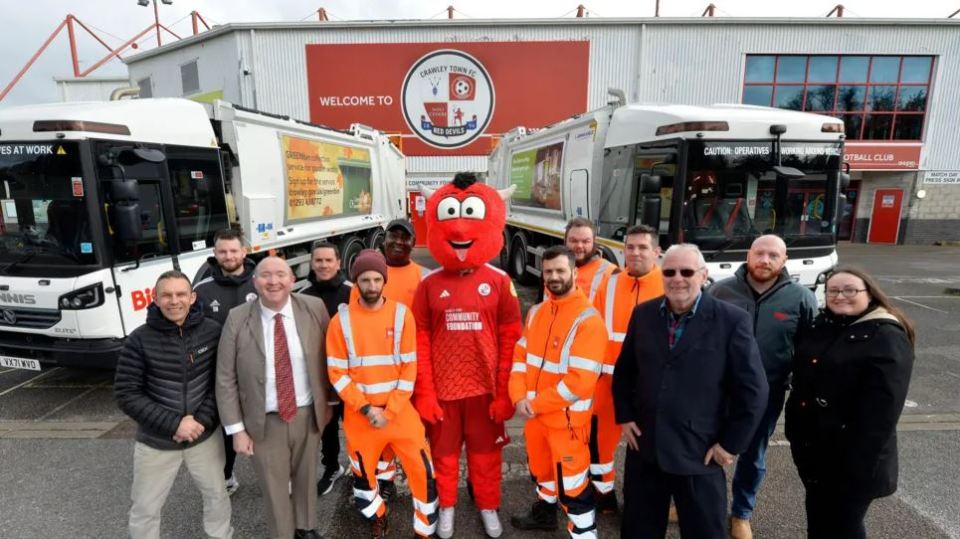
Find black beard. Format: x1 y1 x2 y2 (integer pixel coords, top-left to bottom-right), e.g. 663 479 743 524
547 279 574 296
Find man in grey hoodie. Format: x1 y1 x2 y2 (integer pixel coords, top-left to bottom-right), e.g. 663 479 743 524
708 235 818 539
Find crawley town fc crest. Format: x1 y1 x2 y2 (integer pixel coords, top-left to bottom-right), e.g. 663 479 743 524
401 50 495 149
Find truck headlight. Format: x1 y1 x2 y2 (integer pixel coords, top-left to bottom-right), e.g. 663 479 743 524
59 283 104 310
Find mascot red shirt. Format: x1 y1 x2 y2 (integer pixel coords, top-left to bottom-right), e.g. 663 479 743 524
412 172 522 518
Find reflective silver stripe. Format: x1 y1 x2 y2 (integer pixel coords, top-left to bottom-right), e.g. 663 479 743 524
568 508 596 529
590 462 615 475
526 303 543 329
414 517 437 536
604 272 619 335
526 390 536 400
609 332 626 343
337 303 358 362
556 381 577 403
511 362 527 373
526 353 545 370
516 336 527 348
592 480 615 494
327 357 349 369
562 468 590 491
333 375 352 393
539 359 563 374
354 486 378 502
568 355 602 374
601 364 615 375
348 354 396 368
349 456 361 472
397 380 414 392
377 460 392 471
376 469 396 480
588 260 611 301
393 303 406 359
558 307 600 373
537 492 558 503
414 497 438 515
538 480 557 490
569 398 593 412
570 530 598 539
357 381 399 394
359 493 384 518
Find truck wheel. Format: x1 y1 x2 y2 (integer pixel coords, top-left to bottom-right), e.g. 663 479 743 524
509 234 536 286
599 245 619 265
497 230 510 271
367 227 386 251
339 235 365 275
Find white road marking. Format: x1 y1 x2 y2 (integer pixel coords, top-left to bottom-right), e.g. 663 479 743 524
36 383 110 422
893 297 950 314
0 368 61 398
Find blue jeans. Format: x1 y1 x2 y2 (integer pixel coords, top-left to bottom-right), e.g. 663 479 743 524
731 385 787 519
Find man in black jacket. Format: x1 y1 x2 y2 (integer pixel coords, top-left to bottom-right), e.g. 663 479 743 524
115 270 233 539
300 240 352 496
195 228 258 495
613 244 768 539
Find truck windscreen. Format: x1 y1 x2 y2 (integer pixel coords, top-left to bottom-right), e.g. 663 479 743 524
0 142 97 274
682 140 843 252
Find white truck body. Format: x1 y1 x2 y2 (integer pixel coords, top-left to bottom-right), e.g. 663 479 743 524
0 98 405 369
488 100 846 292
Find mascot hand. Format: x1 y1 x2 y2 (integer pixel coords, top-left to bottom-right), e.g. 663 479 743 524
489 395 515 423
414 394 444 424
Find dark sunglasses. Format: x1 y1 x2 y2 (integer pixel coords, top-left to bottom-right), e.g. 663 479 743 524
662 267 701 278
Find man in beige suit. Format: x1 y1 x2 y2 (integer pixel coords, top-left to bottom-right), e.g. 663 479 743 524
216 256 331 539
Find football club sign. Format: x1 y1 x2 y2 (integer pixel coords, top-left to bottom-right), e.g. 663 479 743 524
401 50 495 149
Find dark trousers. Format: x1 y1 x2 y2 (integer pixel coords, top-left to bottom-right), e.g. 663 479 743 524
805 486 872 539
621 451 727 539
222 430 236 479
320 402 344 471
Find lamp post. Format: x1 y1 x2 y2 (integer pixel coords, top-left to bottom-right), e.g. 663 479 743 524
137 0 173 47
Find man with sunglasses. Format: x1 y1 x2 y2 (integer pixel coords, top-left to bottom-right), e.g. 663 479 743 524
708 234 818 539
612 243 768 539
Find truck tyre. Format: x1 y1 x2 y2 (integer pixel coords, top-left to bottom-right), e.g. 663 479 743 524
509 234 536 286
339 235 365 275
599 245 619 265
367 227 386 251
498 230 510 271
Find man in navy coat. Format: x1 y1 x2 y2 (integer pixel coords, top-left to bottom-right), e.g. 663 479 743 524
612 243 768 538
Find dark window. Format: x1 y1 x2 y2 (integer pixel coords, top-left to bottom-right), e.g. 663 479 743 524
776 56 807 83
743 85 773 106
181 60 200 96
745 56 776 83
137 77 152 99
166 147 229 253
743 54 934 141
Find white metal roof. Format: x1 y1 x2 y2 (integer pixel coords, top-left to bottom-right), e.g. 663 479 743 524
0 98 217 148
605 102 844 148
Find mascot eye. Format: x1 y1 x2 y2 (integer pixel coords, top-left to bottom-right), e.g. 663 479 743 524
437 197 461 221
460 196 487 220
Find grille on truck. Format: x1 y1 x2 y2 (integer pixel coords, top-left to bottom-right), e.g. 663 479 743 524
0 307 62 329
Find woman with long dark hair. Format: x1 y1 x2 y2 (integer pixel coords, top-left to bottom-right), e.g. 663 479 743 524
785 266 915 538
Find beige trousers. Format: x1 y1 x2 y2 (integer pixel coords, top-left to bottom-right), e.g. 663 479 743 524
129 433 233 539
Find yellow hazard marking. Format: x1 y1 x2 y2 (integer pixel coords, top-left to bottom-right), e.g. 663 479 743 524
56 146 66 155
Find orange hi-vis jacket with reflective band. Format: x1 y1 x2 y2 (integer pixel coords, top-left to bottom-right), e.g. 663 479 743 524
326 297 417 421
593 266 665 371
577 256 616 302
509 288 608 429
384 261 429 308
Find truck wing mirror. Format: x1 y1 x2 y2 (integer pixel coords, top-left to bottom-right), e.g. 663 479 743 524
112 202 143 242
639 173 661 194
772 166 805 180
110 179 141 201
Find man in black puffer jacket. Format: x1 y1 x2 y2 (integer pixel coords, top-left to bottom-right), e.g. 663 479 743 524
115 270 233 539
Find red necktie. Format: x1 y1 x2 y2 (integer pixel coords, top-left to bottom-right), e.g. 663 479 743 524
273 313 297 423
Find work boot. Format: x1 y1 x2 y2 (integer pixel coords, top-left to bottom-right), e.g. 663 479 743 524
729 516 753 539
480 509 503 538
596 491 619 514
510 500 558 531
371 511 389 539
437 507 454 539
378 479 397 503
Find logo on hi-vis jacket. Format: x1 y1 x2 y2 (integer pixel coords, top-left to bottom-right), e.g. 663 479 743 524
401 49 495 149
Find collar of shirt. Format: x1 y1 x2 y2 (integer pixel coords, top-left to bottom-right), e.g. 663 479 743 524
259 298 294 323
659 292 703 321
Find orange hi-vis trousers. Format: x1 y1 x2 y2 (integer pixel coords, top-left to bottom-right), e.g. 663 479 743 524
345 403 438 537
589 374 618 494
524 418 598 539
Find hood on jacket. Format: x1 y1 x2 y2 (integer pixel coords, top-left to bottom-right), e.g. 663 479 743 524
145 301 205 332
204 256 256 287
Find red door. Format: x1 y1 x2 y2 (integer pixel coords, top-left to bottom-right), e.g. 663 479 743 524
867 189 904 244
409 191 428 247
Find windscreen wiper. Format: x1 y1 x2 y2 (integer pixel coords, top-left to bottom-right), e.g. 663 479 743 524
0 250 39 275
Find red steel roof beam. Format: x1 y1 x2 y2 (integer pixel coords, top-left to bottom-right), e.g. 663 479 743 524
0 17 69 102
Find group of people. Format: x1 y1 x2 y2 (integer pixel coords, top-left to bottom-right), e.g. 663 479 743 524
113 173 916 539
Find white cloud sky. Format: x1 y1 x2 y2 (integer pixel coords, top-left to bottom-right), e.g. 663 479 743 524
0 0 956 106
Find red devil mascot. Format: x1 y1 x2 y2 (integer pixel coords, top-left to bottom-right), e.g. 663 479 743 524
412 172 521 538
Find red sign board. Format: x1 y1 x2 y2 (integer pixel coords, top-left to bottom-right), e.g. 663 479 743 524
843 143 921 171
305 42 589 156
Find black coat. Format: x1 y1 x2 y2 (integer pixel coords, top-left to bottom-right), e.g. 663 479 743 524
612 293 768 475
300 270 353 318
193 257 258 326
114 303 222 450
785 307 914 499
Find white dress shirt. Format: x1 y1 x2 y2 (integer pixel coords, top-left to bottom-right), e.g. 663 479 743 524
224 299 313 435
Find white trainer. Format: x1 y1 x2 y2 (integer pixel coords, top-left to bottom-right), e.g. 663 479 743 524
224 474 239 496
480 509 503 538
437 507 455 539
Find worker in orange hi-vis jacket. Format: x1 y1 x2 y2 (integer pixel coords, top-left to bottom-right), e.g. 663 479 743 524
590 224 665 514
326 249 437 539
509 246 608 539
541 218 616 304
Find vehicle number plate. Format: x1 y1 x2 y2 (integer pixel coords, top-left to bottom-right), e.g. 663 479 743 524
0 355 41 371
